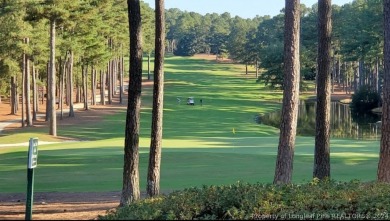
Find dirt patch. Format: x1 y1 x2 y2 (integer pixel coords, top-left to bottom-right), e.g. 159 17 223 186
0 79 155 135
303 84 353 103
0 192 121 220
194 53 236 64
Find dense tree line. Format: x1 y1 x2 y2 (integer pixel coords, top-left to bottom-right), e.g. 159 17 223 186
166 0 384 93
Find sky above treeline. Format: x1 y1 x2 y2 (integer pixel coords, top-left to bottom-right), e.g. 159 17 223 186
142 0 353 19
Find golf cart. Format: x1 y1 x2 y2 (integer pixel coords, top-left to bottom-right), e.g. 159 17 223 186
187 97 195 105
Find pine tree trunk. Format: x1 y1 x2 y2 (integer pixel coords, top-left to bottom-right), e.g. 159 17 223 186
113 59 117 96
354 61 359 92
10 76 17 115
84 65 89 110
24 38 33 126
314 0 332 180
111 60 115 100
60 58 64 120
22 49 25 127
82 66 85 108
108 61 112 104
32 64 37 121
78 86 82 103
68 51 75 117
120 56 124 104
100 70 106 105
91 67 96 106
49 19 57 136
45 62 50 122
331 52 335 93
378 0 390 182
273 0 300 185
120 0 142 206
345 62 350 94
83 65 89 110
148 53 151 80
147 0 165 197
376 57 380 92
64 58 68 107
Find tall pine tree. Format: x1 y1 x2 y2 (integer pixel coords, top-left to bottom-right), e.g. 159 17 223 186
120 0 142 206
314 0 332 180
273 0 301 184
147 0 165 197
378 0 390 182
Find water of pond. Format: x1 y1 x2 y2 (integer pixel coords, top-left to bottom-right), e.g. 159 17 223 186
258 100 382 140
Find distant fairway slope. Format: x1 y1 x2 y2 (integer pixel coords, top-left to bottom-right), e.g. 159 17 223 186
0 55 380 193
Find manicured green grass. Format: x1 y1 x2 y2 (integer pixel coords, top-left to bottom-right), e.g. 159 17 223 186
0 55 380 193
0 137 379 193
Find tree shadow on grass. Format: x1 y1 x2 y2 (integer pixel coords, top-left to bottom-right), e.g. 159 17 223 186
0 144 379 194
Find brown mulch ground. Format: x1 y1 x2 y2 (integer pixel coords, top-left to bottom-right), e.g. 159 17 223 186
0 192 121 220
0 61 352 220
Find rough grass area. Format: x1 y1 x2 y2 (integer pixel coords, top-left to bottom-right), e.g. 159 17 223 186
100 180 390 220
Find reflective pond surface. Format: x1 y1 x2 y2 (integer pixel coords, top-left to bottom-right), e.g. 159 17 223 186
258 100 382 140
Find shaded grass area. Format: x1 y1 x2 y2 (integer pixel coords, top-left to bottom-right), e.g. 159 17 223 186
0 137 379 193
0 55 380 193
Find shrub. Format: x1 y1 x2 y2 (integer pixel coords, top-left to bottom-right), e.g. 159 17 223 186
350 86 381 113
99 180 390 220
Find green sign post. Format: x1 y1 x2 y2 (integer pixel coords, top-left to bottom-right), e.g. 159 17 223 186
25 138 38 220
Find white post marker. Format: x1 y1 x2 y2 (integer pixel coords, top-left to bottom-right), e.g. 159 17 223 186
26 138 38 220
28 138 38 169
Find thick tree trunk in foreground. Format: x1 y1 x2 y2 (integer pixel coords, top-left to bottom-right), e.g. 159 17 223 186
147 0 165 197
120 0 142 206
314 0 332 180
274 0 300 185
378 0 390 182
